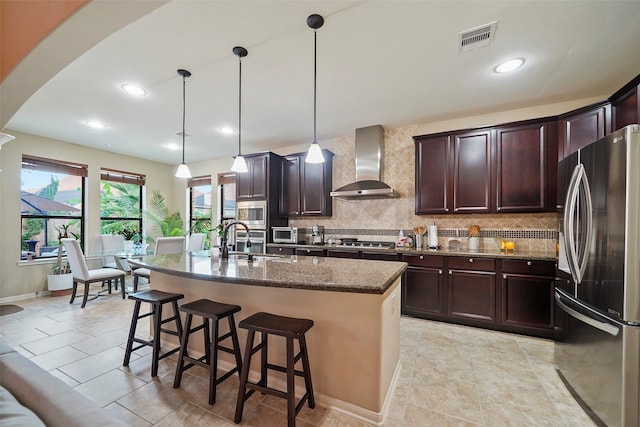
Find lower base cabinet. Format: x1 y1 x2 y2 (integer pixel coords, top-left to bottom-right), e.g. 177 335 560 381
501 259 555 338
402 255 445 317
401 254 556 338
447 257 497 325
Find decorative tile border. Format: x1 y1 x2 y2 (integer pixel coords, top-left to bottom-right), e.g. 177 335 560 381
324 228 558 240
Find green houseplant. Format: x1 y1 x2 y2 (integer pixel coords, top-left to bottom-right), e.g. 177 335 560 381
47 224 78 294
146 190 185 239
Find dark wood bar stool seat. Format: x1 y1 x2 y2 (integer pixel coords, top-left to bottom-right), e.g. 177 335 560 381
123 290 184 377
234 312 315 427
173 299 243 405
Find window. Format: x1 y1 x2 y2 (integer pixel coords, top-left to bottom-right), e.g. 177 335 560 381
218 173 236 221
100 168 145 242
188 175 212 249
21 155 86 259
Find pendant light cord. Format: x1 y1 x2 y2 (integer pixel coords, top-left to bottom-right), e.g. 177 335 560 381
238 55 242 156
313 29 317 143
182 74 186 164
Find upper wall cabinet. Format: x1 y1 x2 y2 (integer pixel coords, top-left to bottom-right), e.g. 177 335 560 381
610 75 640 132
280 150 334 217
558 102 611 160
415 129 492 214
415 120 557 214
495 121 557 212
236 152 284 202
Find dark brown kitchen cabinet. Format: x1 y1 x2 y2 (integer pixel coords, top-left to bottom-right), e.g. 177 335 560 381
326 249 360 259
453 130 493 213
500 259 555 338
558 102 611 160
414 129 492 214
447 257 497 325
610 75 640 132
361 252 398 261
280 150 333 216
295 248 325 257
401 254 445 317
267 246 295 256
415 135 450 214
236 152 285 201
495 120 557 212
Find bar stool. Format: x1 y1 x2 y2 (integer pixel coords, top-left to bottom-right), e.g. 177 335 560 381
173 299 243 405
123 290 184 377
234 312 315 427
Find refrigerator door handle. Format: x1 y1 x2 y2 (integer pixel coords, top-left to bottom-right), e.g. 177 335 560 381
577 165 593 282
555 291 620 336
564 164 583 284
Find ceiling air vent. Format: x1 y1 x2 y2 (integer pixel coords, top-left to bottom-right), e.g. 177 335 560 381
459 21 497 53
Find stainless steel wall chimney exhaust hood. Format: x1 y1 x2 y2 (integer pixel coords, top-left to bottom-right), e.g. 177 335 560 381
330 125 398 199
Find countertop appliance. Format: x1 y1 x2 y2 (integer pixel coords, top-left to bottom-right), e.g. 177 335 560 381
555 124 639 427
272 227 304 244
311 225 324 245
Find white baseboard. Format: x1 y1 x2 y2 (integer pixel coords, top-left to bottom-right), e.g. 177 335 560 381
0 291 50 304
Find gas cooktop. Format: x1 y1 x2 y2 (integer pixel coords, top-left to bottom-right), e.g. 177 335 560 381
335 241 396 249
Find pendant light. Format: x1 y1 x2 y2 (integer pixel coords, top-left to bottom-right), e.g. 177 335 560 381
230 46 249 173
305 14 325 164
175 68 192 179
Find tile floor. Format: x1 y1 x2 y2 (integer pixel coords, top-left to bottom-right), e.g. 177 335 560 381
0 280 596 426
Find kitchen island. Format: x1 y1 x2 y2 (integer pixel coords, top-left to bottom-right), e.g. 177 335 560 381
128 251 407 424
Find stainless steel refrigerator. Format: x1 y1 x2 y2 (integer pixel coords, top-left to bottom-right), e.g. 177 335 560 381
555 124 640 427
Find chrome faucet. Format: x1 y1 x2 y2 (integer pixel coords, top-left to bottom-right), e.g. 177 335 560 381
220 220 251 260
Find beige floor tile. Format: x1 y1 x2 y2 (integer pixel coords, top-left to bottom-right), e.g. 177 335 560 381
28 344 89 371
154 402 234 426
402 403 479 426
58 346 127 382
479 398 564 427
319 410 374 426
71 328 129 355
20 329 94 355
103 402 152 427
74 368 147 407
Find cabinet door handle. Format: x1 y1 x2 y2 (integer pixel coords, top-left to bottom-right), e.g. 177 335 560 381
527 261 532 266
468 258 474 263
503 274 507 279
419 255 424 260
439 270 443 275
448 270 452 275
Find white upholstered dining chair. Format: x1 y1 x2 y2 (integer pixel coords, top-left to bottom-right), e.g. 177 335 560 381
61 238 126 308
100 234 127 271
187 233 206 251
132 236 185 291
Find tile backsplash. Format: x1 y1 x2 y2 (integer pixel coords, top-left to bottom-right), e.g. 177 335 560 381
289 124 558 253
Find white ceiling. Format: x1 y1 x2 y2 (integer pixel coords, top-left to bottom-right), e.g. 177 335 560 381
5 1 640 165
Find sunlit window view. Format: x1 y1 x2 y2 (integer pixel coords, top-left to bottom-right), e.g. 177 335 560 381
188 176 212 249
100 169 144 244
20 156 86 260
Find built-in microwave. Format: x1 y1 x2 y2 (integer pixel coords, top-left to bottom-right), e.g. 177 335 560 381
272 227 305 244
236 200 267 228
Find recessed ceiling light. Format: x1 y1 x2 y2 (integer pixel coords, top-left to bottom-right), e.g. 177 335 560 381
494 58 525 73
163 142 181 151
86 120 107 129
217 126 237 135
122 84 147 96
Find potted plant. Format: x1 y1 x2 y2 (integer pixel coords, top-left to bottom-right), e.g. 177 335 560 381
47 224 78 295
119 225 139 253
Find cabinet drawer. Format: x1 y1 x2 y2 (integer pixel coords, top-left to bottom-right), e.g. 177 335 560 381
448 256 495 271
362 252 398 261
295 248 325 257
502 259 555 276
402 254 444 268
326 250 360 259
267 247 295 255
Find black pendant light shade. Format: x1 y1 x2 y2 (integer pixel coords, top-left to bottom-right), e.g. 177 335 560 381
305 14 325 164
175 68 192 178
230 46 249 173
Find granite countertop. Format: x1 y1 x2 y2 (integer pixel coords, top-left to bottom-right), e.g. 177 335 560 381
128 251 407 295
267 243 557 261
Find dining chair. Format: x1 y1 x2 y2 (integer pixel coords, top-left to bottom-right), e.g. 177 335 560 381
132 236 185 291
100 234 125 269
61 238 126 308
187 233 206 252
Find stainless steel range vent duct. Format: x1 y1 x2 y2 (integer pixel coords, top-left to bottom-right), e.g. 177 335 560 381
330 125 397 199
